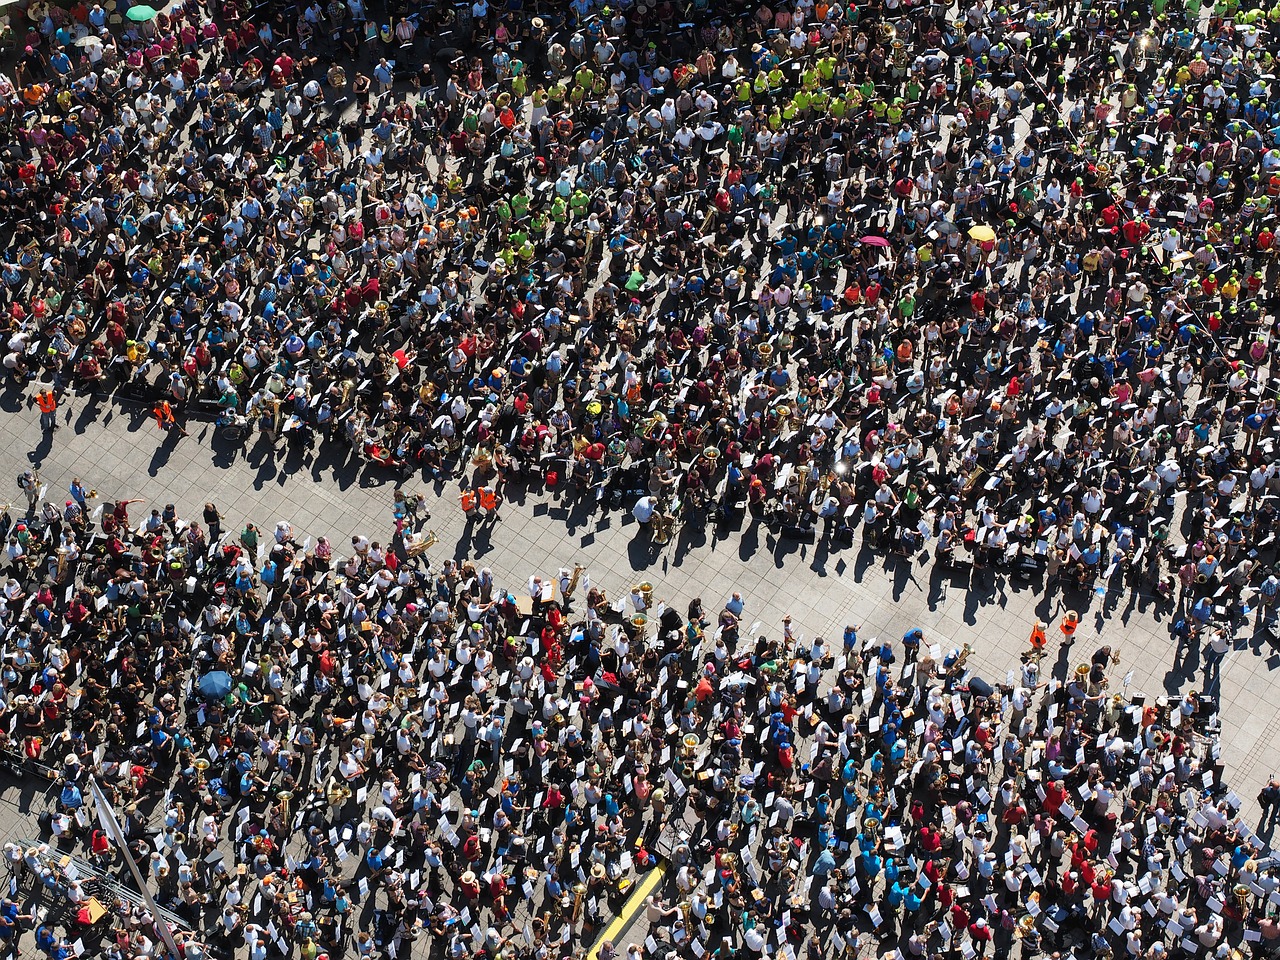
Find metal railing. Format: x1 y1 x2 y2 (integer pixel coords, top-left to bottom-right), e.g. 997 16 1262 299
16 839 191 934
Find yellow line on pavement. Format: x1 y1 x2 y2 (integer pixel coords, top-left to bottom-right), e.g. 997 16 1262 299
588 861 669 960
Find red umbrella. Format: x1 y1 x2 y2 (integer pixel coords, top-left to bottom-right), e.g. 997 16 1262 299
859 236 891 247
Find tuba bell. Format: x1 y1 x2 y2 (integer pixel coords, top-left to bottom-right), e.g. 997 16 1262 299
1235 884 1251 914
192 758 210 785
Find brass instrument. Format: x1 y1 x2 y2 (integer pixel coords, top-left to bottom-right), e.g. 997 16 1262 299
405 530 438 557
757 342 774 361
571 881 588 922
327 780 353 806
276 790 293 818
630 614 648 637
193 758 210 786
877 22 897 42
562 564 584 602
328 65 347 88
963 467 986 494
641 412 668 440
653 508 676 544
952 642 973 673
635 582 654 606
1235 884 1251 915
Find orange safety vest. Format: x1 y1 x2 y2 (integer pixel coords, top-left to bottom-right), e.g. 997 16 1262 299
1029 622 1047 650
1060 613 1079 637
478 489 497 511
460 490 476 512
35 391 56 413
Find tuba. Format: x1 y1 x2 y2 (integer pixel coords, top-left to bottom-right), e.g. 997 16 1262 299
1235 884 1251 914
653 509 676 544
636 582 654 606
406 530 438 557
327 780 353 806
193 758 210 785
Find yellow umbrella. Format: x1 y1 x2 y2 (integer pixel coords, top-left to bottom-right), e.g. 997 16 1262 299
968 224 997 242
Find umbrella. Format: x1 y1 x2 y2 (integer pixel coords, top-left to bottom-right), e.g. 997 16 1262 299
196 670 233 699
125 3 159 20
1137 133 1160 145
74 34 103 47
968 225 997 242
859 235 890 247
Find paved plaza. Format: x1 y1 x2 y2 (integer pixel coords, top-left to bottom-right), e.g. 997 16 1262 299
0 382 1274 846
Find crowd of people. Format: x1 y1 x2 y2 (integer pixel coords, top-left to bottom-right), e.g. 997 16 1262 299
0 474 1271 960
0 0 1277 622
1 0 1280 955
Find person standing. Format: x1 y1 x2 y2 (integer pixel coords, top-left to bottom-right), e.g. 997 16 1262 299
204 503 223 545
33 388 57 431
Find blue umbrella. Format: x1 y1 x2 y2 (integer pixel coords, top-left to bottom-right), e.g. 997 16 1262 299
197 671 233 699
